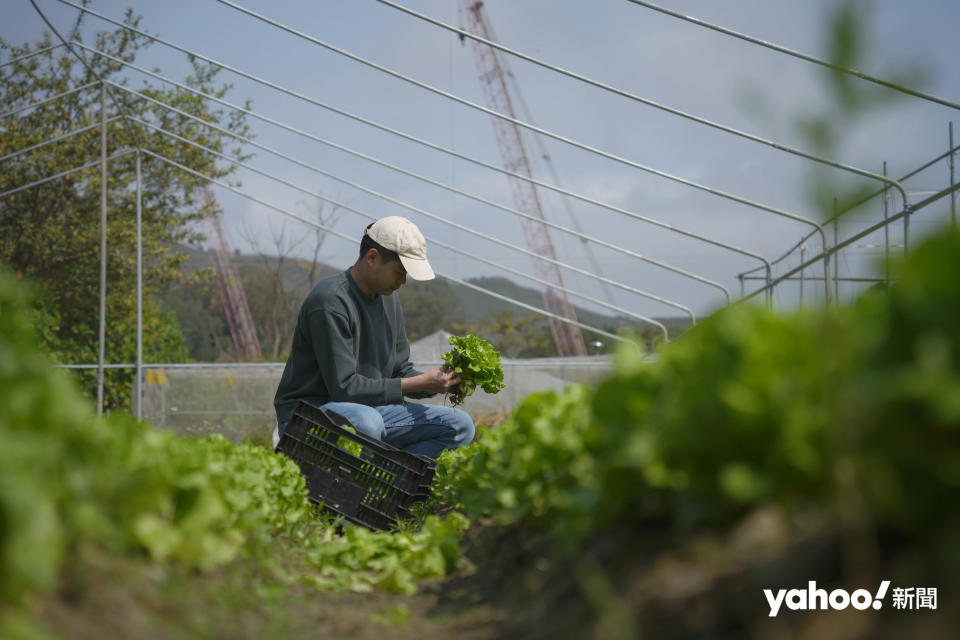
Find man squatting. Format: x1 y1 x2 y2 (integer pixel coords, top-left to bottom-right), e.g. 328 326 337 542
273 216 475 458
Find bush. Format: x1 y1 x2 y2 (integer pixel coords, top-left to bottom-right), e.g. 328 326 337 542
0 267 470 635
437 228 960 557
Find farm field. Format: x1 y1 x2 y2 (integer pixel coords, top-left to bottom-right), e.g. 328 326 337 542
3 229 959 639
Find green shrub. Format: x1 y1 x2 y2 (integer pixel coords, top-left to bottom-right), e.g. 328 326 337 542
0 266 470 624
437 228 960 556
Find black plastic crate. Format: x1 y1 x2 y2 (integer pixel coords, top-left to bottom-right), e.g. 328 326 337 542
276 401 438 530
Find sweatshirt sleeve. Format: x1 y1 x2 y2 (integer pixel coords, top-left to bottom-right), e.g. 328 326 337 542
392 305 435 399
311 307 404 405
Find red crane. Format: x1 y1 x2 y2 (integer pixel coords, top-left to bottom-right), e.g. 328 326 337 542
196 186 262 361
462 1 587 357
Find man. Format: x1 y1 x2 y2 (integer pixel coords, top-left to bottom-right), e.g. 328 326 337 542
273 216 475 459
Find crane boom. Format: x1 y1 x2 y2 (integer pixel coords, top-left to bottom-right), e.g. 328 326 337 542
463 1 587 357
196 186 262 361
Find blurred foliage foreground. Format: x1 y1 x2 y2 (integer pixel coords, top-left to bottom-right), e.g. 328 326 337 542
435 227 960 632
2 228 959 638
0 267 469 639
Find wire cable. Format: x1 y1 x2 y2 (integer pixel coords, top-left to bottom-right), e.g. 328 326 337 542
29 0 147 152
377 0 908 206
130 113 696 322
0 43 65 68
202 0 831 252
112 79 727 305
61 19 772 291
740 182 958 304
623 0 960 112
139 149 660 343
736 141 960 278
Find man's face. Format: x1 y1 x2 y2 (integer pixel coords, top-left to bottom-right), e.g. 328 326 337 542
371 252 407 295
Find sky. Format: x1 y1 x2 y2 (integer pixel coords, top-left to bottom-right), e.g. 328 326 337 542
2 0 959 333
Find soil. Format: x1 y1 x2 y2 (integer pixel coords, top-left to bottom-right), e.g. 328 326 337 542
31 508 957 639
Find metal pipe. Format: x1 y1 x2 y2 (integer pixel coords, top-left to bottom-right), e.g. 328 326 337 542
799 243 805 307
623 0 960 112
0 81 99 120
833 198 840 302
883 162 890 284
62 5 792 292
0 117 121 164
742 275 885 283
741 181 960 304
78 44 772 299
0 44 65 69
115 83 729 305
97 82 107 418
135 151 143 421
139 148 664 344
903 201 910 256
0 150 133 199
134 116 698 323
376 0 910 204
57 360 616 370
735 142 960 286
205 0 836 260
442 273 655 348
29 0 146 151
951 122 956 228
737 142 960 280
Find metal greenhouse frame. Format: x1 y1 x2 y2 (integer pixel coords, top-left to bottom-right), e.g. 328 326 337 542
1 0 957 418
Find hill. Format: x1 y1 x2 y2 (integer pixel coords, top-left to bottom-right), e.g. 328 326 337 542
163 244 689 360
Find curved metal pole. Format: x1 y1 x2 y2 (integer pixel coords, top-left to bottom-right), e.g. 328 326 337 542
0 81 99 120
204 0 834 263
623 0 960 112
63 4 786 298
741 183 960 305
136 118 694 324
111 82 727 304
0 116 121 163
0 43 65 68
0 150 134 198
74 40 769 302
97 83 107 417
734 142 960 285
29 0 146 152
376 0 910 206
135 150 143 420
140 148 664 344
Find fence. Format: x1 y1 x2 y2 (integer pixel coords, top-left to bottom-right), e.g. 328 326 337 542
137 358 618 443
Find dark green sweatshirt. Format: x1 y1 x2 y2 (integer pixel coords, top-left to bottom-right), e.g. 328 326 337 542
273 269 424 425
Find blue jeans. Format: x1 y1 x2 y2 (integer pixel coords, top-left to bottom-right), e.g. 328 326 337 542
284 401 475 460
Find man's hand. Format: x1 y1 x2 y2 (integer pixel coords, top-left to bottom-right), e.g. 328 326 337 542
401 366 461 395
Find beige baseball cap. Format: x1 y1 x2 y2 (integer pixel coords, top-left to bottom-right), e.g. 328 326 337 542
365 216 435 281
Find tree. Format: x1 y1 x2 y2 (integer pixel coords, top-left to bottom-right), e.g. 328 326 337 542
237 200 343 360
451 309 558 359
398 277 466 342
0 11 252 409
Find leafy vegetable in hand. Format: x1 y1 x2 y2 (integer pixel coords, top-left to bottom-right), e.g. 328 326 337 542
441 334 505 406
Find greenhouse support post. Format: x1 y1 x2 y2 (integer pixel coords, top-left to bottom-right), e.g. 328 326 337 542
950 122 956 229
97 82 107 417
883 161 890 284
136 151 143 420
799 244 806 307
833 198 840 302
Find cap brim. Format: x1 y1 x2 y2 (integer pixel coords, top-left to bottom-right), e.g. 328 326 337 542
399 255 435 281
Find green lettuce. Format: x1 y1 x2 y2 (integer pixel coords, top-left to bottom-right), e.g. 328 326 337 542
441 334 505 406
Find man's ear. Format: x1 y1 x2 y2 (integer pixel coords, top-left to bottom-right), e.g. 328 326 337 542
364 248 381 266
